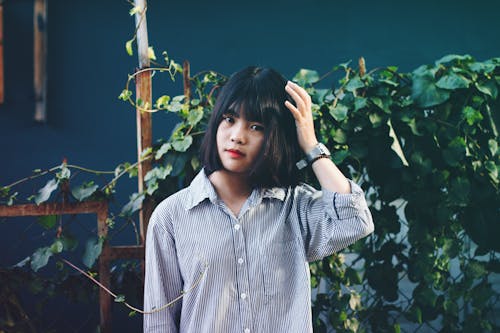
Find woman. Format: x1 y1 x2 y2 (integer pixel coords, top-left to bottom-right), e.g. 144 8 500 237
144 66 374 332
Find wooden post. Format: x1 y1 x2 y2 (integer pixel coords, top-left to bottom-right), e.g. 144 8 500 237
133 0 153 244
183 60 191 102
97 204 111 333
34 0 47 122
0 1 4 104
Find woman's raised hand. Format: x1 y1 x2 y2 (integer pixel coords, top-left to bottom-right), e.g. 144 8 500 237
284 81 318 154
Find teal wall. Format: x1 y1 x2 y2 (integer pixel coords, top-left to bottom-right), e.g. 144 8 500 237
2 0 499 183
0 0 499 331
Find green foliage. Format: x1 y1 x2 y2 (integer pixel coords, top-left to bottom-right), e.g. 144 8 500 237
132 54 499 331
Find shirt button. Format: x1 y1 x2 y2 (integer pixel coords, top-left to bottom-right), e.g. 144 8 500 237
244 329 250 333
237 258 244 264
234 224 241 230
240 293 247 300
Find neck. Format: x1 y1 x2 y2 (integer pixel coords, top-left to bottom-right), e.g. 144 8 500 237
208 170 252 215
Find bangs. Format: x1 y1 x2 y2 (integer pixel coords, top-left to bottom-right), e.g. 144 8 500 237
220 76 287 124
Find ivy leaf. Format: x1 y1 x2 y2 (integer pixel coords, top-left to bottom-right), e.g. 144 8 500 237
114 294 126 303
407 306 423 324
118 89 132 101
166 95 185 112
412 72 450 108
31 246 52 272
13 256 31 268
332 150 349 164
50 239 64 254
354 97 368 111
34 179 58 205
435 54 473 66
56 164 71 180
413 283 438 307
442 137 466 167
155 95 171 109
331 128 347 144
292 69 319 86
61 234 79 251
465 260 487 279
155 143 171 160
172 135 193 152
469 61 496 74
345 76 364 93
82 237 104 268
121 192 145 216
147 46 157 61
369 113 383 128
187 107 204 126
488 139 498 156
462 106 483 126
475 80 498 99
125 39 134 56
129 6 141 16
329 104 348 122
485 161 498 183
37 215 57 229
436 73 471 89
387 119 409 166
72 182 99 201
145 166 172 195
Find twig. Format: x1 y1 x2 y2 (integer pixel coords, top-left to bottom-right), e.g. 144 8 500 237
61 258 208 315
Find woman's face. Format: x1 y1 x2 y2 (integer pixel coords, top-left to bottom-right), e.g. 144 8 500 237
216 112 265 175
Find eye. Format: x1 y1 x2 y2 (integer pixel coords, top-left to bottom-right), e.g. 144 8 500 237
250 123 264 131
222 114 235 123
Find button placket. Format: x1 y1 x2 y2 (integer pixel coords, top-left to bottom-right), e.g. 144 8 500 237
232 216 253 332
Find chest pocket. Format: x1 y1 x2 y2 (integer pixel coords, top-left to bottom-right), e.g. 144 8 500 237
262 238 308 297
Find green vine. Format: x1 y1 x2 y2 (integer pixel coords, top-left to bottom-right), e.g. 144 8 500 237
1 53 499 332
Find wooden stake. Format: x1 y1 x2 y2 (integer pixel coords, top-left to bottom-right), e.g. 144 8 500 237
134 0 153 244
183 60 191 102
34 0 47 122
0 2 4 104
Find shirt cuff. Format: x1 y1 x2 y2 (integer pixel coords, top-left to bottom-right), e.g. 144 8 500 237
323 180 368 220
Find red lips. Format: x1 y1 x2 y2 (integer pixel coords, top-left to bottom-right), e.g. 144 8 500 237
226 149 245 158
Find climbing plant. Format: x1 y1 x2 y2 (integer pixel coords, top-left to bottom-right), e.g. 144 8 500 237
1 54 499 332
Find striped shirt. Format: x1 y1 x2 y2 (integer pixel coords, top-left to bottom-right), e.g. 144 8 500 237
144 169 374 333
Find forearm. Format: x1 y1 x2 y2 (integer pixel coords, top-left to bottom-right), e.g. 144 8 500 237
311 157 351 194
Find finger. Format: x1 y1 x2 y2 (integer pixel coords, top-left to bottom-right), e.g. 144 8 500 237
286 81 311 104
285 83 307 113
285 100 301 121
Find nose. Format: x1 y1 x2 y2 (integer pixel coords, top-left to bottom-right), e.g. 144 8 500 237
230 122 245 144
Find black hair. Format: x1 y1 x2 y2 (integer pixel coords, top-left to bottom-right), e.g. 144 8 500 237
200 66 302 188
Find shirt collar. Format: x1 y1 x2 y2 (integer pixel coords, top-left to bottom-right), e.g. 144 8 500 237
184 169 287 210
185 169 219 210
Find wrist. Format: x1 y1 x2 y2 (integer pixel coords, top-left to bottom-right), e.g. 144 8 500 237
296 142 331 170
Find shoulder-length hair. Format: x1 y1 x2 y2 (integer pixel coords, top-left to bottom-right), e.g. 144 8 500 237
200 66 302 188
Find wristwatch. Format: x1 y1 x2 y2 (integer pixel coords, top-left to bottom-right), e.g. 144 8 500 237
296 143 331 170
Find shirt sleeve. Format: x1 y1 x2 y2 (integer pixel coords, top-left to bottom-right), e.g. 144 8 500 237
294 179 374 262
143 204 183 332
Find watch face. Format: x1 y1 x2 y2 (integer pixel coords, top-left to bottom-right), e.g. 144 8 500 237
307 143 331 162
319 144 329 155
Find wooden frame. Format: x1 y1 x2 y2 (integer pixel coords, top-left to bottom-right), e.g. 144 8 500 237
0 201 144 333
0 1 4 104
33 0 47 121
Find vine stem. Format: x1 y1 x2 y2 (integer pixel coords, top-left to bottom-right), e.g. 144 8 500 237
100 155 152 192
61 258 207 315
2 164 114 190
2 166 59 189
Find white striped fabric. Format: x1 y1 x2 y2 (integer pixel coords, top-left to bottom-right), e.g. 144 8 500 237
144 169 374 333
